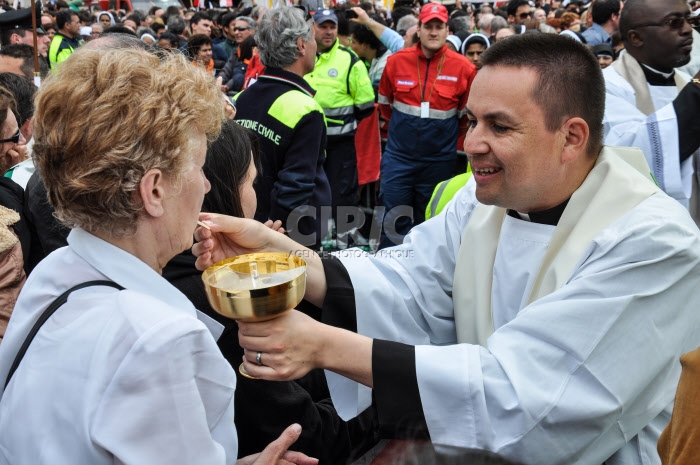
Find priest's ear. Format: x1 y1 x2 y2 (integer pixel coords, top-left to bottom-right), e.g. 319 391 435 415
559 117 589 165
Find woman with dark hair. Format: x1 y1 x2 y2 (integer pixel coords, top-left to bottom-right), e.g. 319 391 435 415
164 120 262 318
242 39 265 90
202 119 261 220
164 120 379 463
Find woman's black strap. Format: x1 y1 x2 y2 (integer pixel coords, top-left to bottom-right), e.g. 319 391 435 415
4 280 124 389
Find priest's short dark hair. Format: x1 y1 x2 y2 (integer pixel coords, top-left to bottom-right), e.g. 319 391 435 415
481 33 605 157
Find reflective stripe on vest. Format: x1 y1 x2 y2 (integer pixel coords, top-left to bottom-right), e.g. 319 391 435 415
327 121 357 136
392 100 458 120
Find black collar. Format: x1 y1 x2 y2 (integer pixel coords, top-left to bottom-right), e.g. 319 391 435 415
507 198 570 226
259 67 317 97
641 64 676 87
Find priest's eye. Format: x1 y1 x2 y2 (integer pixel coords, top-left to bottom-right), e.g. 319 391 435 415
467 119 477 130
492 123 509 134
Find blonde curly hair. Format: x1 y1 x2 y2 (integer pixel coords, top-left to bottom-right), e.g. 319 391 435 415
32 47 225 238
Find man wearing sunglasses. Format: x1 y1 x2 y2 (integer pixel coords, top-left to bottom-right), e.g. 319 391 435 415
217 16 257 94
603 0 700 224
506 0 532 33
0 101 27 176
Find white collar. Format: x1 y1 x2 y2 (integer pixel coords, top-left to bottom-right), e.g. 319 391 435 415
514 211 531 222
641 63 675 80
68 228 223 339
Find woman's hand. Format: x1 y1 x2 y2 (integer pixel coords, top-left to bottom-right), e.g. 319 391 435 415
264 219 285 234
236 424 318 465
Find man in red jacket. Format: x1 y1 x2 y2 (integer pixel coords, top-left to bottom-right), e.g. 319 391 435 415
378 2 476 246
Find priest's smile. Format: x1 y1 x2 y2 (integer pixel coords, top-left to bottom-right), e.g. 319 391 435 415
473 166 503 181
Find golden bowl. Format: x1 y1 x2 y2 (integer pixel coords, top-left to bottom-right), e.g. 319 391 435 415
202 252 307 322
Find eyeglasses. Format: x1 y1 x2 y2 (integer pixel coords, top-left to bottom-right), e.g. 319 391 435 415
631 15 695 30
233 26 251 32
0 129 20 144
518 12 532 19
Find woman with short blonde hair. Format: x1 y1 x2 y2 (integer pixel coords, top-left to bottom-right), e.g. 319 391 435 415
0 46 316 465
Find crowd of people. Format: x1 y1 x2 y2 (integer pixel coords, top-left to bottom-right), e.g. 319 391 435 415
0 0 699 464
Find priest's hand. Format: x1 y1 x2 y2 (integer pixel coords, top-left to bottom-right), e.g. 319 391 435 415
193 212 328 308
238 310 374 387
236 424 318 465
238 310 326 381
193 213 285 271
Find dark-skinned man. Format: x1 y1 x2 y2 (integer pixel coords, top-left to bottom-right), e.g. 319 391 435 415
603 0 700 225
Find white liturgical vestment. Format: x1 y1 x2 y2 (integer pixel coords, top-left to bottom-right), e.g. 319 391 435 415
603 53 698 217
326 149 700 465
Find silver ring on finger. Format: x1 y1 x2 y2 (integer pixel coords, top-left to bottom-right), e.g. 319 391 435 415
256 351 263 366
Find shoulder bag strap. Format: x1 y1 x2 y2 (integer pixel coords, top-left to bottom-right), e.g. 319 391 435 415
5 280 124 389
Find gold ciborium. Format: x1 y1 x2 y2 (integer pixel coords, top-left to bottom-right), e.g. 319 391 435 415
202 252 307 379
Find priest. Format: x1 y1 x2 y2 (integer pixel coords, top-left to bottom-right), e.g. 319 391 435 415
602 0 700 224
193 34 700 465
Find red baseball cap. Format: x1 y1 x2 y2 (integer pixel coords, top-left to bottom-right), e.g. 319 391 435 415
419 3 449 24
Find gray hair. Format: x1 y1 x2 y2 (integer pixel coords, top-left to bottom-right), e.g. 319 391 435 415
166 15 186 35
251 5 268 21
136 26 156 37
236 16 257 30
490 15 508 34
256 7 312 69
88 32 152 51
478 13 494 31
396 14 417 32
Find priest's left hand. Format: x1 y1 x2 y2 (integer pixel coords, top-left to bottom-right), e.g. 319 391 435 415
238 310 325 381
238 310 375 387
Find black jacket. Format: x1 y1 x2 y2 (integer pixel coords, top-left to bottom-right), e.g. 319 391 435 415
162 252 379 463
24 170 69 262
0 176 42 274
